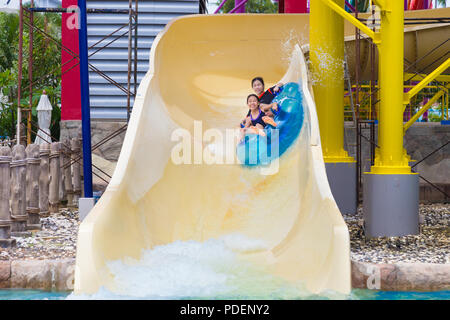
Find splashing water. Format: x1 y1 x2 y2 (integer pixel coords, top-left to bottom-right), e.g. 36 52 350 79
68 234 347 300
308 46 345 87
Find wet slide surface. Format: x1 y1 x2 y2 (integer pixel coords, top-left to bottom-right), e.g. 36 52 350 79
74 14 351 297
73 12 449 298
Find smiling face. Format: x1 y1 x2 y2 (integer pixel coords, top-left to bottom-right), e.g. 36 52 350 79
252 79 264 96
247 95 259 111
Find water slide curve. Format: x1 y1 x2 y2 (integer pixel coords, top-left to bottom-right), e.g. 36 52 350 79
74 12 450 296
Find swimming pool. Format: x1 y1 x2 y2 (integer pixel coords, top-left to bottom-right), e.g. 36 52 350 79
0 289 448 300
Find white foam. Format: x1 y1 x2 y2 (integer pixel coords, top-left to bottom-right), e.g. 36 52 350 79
68 234 323 300
220 233 268 253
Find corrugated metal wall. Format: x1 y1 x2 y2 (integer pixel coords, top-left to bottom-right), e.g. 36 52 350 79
87 0 200 120
31 0 61 7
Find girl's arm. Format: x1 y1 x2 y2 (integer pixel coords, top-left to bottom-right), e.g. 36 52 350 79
273 82 284 93
243 117 251 128
260 103 272 112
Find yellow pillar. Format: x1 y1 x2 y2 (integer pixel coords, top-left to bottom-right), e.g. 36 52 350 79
371 1 410 174
310 0 354 163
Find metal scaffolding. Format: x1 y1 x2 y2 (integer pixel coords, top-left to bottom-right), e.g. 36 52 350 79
15 0 139 187
16 0 138 145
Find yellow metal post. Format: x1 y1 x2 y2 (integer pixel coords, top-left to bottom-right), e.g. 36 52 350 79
370 1 410 174
310 0 354 163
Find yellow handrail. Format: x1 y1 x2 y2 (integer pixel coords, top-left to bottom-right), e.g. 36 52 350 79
405 73 450 83
404 90 445 132
404 58 450 104
320 0 380 44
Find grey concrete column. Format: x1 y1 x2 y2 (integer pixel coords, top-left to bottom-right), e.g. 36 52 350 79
363 173 419 237
11 145 30 237
0 146 15 248
39 144 50 218
26 144 41 230
49 142 61 214
325 162 357 214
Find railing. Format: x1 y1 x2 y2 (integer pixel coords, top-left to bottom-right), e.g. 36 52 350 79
344 83 449 123
0 140 83 245
214 0 249 14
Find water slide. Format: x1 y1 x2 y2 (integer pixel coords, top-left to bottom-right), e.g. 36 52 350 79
74 11 450 297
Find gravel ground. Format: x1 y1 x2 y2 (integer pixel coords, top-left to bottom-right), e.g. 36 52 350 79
344 204 449 264
0 208 80 261
0 204 448 264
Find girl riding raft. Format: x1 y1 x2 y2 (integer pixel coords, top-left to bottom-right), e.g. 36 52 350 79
240 94 270 140
240 77 283 129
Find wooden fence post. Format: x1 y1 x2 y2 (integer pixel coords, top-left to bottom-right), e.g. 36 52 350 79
39 144 50 218
59 142 67 204
10 144 29 236
26 144 41 230
0 146 15 248
71 138 81 205
49 142 61 214
63 140 74 207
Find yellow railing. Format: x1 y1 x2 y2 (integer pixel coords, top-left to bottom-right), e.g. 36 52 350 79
404 90 445 132
404 58 450 105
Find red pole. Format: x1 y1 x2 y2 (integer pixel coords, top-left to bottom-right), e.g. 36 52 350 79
17 0 23 145
61 0 82 121
28 0 34 145
284 0 308 13
278 0 284 13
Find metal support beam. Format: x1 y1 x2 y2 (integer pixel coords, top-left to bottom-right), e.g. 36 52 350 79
78 0 93 198
310 0 354 163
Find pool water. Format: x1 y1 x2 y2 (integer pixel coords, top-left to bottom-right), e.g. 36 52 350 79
0 289 70 300
352 289 450 300
0 289 448 300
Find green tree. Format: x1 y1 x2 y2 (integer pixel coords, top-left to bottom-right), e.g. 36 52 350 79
216 0 278 14
0 9 61 140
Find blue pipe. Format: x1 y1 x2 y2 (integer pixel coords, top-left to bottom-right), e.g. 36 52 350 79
78 0 93 198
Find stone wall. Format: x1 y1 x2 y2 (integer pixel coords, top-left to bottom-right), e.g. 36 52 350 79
344 122 449 202
2 258 448 292
60 120 126 162
60 120 126 192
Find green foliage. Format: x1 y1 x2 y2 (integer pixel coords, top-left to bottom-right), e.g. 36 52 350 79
0 69 16 138
216 0 278 14
0 13 19 72
0 10 61 140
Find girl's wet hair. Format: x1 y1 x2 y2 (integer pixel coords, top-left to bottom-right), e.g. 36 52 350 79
247 94 260 103
251 77 265 87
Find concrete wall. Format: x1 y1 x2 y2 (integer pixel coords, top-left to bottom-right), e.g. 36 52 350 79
344 122 449 203
60 120 125 162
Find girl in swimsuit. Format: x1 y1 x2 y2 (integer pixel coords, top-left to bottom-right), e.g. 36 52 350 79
240 77 281 128
240 94 267 140
251 77 283 118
